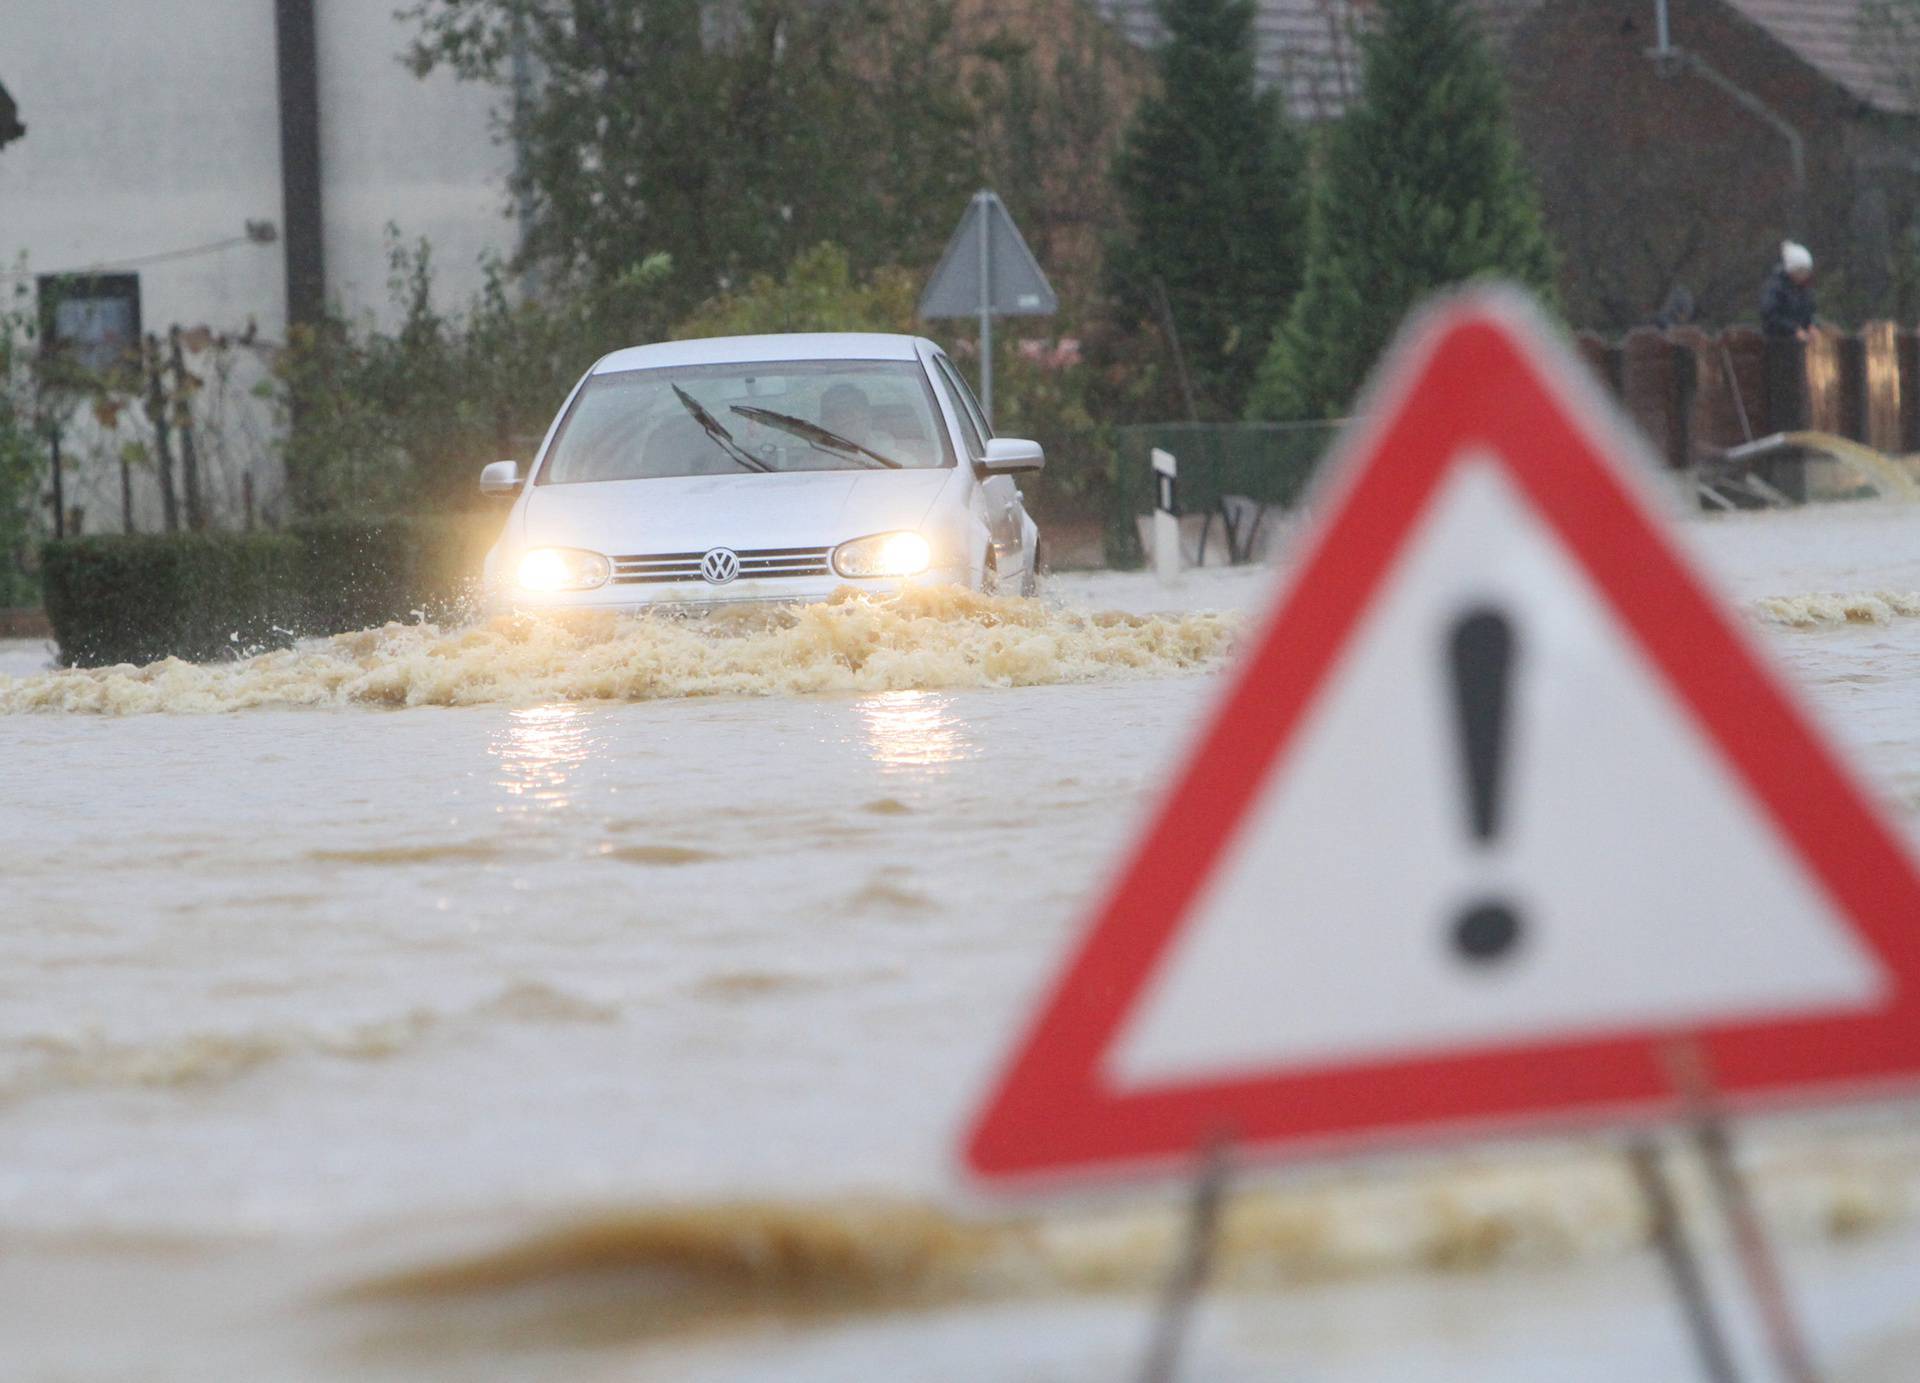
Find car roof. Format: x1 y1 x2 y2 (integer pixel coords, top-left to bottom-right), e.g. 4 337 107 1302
592 333 934 375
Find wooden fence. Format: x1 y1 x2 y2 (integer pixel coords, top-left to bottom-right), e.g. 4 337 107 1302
1574 323 1920 469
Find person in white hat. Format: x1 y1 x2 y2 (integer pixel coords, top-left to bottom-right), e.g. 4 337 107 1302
1761 241 1816 340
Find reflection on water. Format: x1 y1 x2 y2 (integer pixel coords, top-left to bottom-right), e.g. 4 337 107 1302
856 691 973 773
491 703 594 812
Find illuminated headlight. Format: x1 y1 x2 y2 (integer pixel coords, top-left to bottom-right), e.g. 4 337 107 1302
832 531 932 579
517 547 611 592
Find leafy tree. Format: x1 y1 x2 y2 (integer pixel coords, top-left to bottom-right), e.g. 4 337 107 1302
273 236 672 516
1109 0 1307 417
672 243 919 338
402 0 978 309
1249 0 1554 420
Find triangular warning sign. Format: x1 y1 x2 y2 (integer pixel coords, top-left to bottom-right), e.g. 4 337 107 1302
964 289 1920 1188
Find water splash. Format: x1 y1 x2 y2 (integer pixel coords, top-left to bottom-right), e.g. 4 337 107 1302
0 587 1239 716
1751 590 1920 627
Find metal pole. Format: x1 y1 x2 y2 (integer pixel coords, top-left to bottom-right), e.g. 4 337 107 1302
977 191 994 426
1137 1139 1230 1383
1655 0 1672 56
1626 1140 1744 1383
1666 1041 1825 1383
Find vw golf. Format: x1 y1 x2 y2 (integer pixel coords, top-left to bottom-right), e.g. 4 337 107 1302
480 333 1045 610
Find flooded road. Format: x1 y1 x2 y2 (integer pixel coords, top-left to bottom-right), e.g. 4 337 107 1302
4 505 1920 1378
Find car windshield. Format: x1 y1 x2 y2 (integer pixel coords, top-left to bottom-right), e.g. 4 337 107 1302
537 359 952 484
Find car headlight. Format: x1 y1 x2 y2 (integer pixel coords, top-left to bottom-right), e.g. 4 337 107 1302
832 531 932 579
517 547 611 592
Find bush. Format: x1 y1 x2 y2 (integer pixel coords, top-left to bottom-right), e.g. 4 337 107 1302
43 533 302 666
41 511 504 667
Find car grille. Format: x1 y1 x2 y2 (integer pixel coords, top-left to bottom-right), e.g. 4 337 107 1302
609 546 834 584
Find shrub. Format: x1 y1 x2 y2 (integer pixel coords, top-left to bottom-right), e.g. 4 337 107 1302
42 533 302 667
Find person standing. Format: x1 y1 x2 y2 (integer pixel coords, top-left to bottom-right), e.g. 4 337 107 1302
1761 241 1817 339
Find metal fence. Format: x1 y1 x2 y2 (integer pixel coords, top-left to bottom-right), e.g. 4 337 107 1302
1105 420 1342 566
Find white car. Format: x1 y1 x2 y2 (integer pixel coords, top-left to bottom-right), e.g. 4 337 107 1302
479 333 1045 610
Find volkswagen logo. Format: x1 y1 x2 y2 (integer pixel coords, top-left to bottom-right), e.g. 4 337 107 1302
700 548 741 585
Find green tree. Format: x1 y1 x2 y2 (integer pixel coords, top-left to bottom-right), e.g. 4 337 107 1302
1249 0 1554 420
402 0 978 310
1109 0 1307 418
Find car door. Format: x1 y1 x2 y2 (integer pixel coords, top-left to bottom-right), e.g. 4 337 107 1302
929 352 1027 585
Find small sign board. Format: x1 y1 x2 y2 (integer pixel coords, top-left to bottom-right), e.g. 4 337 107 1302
963 288 1920 1190
919 190 1058 321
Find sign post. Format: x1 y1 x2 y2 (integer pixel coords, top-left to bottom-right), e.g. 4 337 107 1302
1151 447 1180 585
959 285 1920 1379
919 190 1057 426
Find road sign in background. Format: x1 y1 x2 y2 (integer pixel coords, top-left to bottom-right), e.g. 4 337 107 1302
919 189 1057 422
963 288 1920 1191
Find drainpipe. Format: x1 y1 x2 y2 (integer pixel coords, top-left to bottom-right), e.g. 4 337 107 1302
274 0 326 330
1650 0 1807 234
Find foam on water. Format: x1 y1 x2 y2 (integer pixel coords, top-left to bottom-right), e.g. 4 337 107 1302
0 586 1238 715
1752 590 1920 627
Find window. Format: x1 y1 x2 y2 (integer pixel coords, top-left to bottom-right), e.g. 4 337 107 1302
38 273 142 383
934 354 993 446
930 356 984 459
539 358 955 485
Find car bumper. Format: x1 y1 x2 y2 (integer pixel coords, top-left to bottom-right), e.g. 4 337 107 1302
483 566 973 615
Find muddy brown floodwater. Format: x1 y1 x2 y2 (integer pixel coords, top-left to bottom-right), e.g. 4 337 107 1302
3 509 1920 1380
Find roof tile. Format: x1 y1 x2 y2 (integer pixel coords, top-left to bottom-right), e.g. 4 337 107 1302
1093 0 1918 117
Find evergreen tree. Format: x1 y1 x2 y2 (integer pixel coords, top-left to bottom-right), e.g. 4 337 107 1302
1110 0 1306 417
1248 0 1554 420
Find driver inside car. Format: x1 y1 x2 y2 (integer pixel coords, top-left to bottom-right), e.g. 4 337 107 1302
819 382 898 452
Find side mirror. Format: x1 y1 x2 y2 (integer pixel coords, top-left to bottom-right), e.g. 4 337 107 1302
980 437 1045 474
479 460 523 497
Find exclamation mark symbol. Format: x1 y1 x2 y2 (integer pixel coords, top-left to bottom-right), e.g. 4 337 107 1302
1449 606 1523 966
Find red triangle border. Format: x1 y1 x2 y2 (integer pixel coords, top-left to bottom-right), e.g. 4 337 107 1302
964 295 1920 1187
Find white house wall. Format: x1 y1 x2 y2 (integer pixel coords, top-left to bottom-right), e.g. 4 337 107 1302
0 0 515 532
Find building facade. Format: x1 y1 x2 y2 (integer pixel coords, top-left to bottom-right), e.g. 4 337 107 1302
0 0 515 531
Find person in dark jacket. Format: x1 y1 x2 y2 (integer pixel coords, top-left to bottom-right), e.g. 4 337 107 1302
1761 241 1816 339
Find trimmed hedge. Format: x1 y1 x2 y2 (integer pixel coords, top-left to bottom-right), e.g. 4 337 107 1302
42 533 303 666
42 512 503 667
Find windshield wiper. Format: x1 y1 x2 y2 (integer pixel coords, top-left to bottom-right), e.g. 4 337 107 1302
728 405 904 470
672 385 772 473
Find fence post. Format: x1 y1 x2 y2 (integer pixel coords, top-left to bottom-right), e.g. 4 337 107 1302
1622 328 1689 469
1839 331 1869 445
1721 329 1768 439
1899 329 1920 454
1862 322 1901 453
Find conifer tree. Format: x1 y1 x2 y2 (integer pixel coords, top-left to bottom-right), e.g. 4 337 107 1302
1249 0 1554 420
1111 0 1307 417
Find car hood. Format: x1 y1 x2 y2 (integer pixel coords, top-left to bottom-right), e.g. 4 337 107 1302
520 468 957 554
